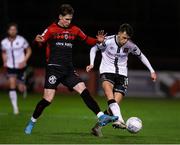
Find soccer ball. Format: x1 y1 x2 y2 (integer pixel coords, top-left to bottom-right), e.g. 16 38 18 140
126 117 142 133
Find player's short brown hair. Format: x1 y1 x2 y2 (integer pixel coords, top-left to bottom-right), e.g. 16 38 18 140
59 4 74 16
7 22 18 30
119 23 133 37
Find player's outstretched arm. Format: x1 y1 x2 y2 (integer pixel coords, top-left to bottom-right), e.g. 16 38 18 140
138 53 157 82
77 28 106 45
86 45 99 72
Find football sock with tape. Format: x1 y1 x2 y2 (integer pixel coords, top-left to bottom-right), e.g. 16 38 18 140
108 99 124 122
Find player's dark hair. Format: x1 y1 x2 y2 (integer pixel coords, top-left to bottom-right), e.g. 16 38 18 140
7 22 18 30
59 4 74 16
119 23 133 37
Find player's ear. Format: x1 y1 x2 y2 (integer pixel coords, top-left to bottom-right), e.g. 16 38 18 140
59 14 63 20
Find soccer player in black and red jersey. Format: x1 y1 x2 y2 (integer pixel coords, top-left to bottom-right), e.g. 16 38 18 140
24 4 118 134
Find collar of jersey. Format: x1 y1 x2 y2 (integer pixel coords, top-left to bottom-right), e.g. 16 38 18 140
114 35 122 48
55 22 71 29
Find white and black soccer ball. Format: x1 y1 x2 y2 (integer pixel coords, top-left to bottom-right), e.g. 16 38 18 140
126 117 142 133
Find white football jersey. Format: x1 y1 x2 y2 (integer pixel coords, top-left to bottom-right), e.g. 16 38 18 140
1 35 29 69
90 35 154 76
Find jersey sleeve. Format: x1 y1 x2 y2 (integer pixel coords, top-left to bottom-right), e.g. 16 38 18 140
22 37 29 49
77 28 97 45
138 53 155 73
90 45 99 65
129 41 155 73
130 44 141 56
1 41 6 51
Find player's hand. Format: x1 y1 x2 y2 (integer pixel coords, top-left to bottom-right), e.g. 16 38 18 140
96 30 107 43
19 61 26 69
35 35 44 42
86 65 94 72
151 72 157 82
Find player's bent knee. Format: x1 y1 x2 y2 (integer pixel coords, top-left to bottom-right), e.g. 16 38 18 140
43 95 54 102
43 89 56 102
73 82 86 94
104 90 114 99
18 84 26 93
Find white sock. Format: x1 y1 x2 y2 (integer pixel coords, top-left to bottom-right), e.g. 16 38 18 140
31 117 37 123
97 111 104 118
109 102 124 123
9 90 18 113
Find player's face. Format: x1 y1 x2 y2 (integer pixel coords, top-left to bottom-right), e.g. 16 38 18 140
8 26 18 38
118 31 130 45
59 14 73 27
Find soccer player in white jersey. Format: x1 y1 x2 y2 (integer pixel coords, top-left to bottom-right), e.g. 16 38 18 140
1 23 32 114
86 23 157 136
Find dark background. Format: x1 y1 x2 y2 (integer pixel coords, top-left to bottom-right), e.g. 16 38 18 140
0 0 179 70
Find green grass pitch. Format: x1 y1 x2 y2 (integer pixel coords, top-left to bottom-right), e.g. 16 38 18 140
0 92 180 144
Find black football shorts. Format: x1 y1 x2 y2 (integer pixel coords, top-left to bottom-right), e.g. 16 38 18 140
100 73 128 96
7 67 26 83
44 65 83 90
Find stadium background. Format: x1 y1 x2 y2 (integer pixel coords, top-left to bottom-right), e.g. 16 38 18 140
0 0 179 96
0 0 179 69
0 0 180 144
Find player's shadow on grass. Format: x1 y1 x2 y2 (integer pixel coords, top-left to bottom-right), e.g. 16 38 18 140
50 132 143 139
108 134 142 138
51 132 91 137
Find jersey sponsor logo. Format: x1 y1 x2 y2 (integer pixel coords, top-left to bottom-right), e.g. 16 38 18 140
55 42 72 48
48 75 57 84
64 34 69 40
53 33 75 40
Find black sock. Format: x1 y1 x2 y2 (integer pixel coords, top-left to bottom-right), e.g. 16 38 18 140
32 99 51 119
108 99 116 105
80 89 101 115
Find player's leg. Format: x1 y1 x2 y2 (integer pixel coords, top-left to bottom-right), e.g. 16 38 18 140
25 66 59 134
18 83 27 98
73 82 118 137
62 72 118 126
7 68 19 115
31 88 55 120
112 75 128 129
73 82 103 116
114 92 123 103
8 75 19 115
90 80 117 137
112 92 126 129
17 68 27 98
102 80 124 122
24 89 55 134
89 73 114 136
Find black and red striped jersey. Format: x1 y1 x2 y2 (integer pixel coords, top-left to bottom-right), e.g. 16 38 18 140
40 22 97 66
